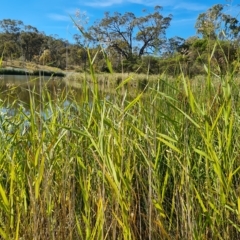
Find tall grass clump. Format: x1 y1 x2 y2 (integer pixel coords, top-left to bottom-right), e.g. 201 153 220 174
0 43 240 239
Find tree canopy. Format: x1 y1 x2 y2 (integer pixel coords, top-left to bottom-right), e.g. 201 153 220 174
0 4 240 75
195 4 240 40
79 6 172 60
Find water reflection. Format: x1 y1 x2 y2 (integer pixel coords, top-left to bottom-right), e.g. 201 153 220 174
0 75 70 108
0 74 146 110
0 75 79 137
0 74 147 135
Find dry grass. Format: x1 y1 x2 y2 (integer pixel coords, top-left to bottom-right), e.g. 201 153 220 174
2 59 63 73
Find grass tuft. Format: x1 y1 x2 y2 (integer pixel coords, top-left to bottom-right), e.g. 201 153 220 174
0 45 240 239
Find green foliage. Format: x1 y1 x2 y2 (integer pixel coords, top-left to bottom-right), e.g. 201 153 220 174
76 6 172 62
0 2 240 76
195 4 240 40
1 58 240 239
5 30 240 240
192 38 208 52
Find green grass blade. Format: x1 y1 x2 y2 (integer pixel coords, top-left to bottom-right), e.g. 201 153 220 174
0 183 9 209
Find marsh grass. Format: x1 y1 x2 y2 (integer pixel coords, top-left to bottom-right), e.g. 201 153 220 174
64 72 154 92
0 46 240 239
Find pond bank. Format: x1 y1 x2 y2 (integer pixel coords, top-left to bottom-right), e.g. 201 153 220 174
0 67 65 77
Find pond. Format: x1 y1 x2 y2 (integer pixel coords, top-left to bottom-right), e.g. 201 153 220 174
0 74 146 108
0 74 148 136
0 74 149 122
0 75 76 108
0 75 83 136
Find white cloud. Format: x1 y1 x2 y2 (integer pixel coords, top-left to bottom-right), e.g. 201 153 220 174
172 17 197 26
174 3 208 11
48 14 70 22
128 0 175 6
84 0 175 8
85 0 122 7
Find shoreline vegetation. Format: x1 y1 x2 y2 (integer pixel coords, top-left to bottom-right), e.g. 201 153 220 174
1 3 240 239
1 49 240 239
0 60 65 77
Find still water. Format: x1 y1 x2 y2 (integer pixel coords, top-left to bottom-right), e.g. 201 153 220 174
0 74 145 111
0 75 67 106
0 75 82 135
0 74 145 134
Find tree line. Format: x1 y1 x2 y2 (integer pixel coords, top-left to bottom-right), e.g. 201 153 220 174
0 4 240 76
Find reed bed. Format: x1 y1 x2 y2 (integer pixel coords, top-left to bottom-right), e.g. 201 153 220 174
0 53 240 239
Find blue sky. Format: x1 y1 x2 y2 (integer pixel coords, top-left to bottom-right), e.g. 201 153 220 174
1 0 239 42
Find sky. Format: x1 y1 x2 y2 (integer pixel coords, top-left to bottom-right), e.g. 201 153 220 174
1 0 239 43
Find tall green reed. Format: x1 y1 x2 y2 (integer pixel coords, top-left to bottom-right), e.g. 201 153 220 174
0 40 240 239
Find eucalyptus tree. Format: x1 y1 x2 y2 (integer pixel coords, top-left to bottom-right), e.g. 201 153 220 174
195 4 240 74
166 36 186 56
20 25 44 61
0 19 23 58
195 4 240 40
82 6 172 61
0 19 23 40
